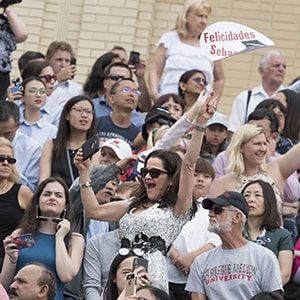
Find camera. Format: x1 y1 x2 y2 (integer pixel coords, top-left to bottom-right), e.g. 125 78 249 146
0 0 22 8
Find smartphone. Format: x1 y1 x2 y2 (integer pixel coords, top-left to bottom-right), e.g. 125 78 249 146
11 78 22 100
128 51 140 70
132 257 148 273
70 57 77 65
125 273 137 296
81 135 100 160
12 233 35 250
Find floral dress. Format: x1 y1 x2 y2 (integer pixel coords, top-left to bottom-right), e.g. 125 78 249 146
119 202 192 293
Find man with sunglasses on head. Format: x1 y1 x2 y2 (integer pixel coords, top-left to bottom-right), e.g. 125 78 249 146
93 62 147 131
97 78 141 150
186 191 283 300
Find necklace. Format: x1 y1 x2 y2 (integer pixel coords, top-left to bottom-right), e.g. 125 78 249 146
243 225 271 247
0 180 8 194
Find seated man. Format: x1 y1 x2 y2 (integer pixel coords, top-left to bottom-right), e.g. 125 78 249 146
9 263 56 300
97 78 141 149
0 101 41 192
93 62 146 130
186 191 282 299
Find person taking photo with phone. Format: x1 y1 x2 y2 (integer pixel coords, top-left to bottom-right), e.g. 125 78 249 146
0 0 28 100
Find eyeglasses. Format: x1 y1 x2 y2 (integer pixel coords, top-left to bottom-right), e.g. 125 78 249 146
119 86 141 97
38 74 56 83
71 107 94 115
36 206 66 224
0 155 16 164
119 247 144 256
140 167 169 179
26 88 47 96
209 206 237 215
107 74 132 81
193 77 208 86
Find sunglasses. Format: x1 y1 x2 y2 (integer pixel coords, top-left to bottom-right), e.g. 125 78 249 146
107 74 131 81
119 247 144 257
0 155 16 164
38 74 56 83
193 77 208 86
209 206 237 215
35 206 66 224
140 167 169 179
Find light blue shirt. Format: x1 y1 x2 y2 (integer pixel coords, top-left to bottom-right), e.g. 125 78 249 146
86 220 109 243
92 95 145 130
55 79 83 100
16 99 62 128
19 114 57 146
12 131 42 192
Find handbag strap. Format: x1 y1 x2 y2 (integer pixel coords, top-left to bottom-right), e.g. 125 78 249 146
65 147 75 183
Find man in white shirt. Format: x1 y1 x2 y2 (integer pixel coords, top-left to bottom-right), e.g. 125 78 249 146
228 50 286 140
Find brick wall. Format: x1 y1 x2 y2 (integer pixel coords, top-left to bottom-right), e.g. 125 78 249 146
10 0 300 118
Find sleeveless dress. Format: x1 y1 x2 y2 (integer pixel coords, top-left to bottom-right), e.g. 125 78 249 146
0 183 22 270
233 172 282 215
156 30 214 96
17 232 65 300
119 203 192 293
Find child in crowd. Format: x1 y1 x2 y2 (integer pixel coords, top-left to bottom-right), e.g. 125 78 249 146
200 111 228 164
167 158 221 300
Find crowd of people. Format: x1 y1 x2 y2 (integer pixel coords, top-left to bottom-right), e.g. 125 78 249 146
0 0 300 299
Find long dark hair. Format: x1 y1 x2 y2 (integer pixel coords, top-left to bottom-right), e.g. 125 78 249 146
103 251 137 300
279 89 300 141
18 177 73 238
137 286 171 300
83 52 120 98
53 95 97 160
241 179 281 230
129 150 182 210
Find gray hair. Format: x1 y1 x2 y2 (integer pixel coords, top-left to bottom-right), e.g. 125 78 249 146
259 50 284 69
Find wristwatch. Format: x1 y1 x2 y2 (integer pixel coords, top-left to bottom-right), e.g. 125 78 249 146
80 181 92 188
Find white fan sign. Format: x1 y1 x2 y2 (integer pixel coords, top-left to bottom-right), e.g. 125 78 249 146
200 21 274 61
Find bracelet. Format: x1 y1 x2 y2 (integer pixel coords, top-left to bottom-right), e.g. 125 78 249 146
194 124 206 132
9 258 17 264
80 181 92 188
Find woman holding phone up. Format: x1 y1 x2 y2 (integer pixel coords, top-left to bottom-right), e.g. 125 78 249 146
75 91 217 293
0 177 84 300
39 95 99 188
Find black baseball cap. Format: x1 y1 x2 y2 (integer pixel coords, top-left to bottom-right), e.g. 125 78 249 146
202 191 249 217
142 106 176 141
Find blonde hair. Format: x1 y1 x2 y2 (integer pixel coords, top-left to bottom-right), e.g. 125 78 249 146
226 124 267 175
0 137 20 183
175 0 212 38
147 125 170 149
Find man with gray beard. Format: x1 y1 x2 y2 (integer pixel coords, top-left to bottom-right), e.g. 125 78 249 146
185 191 282 300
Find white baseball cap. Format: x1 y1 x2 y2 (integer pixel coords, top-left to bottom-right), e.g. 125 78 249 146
206 112 228 128
101 139 132 160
